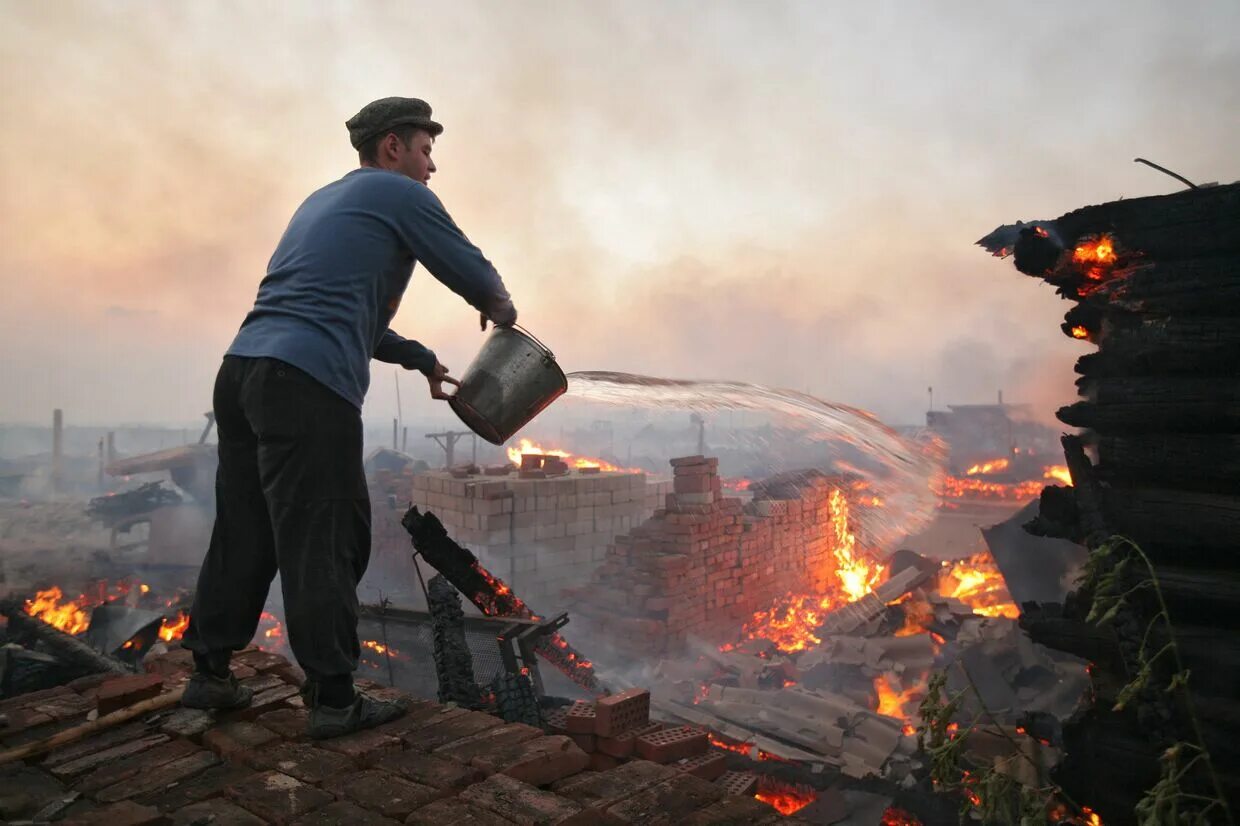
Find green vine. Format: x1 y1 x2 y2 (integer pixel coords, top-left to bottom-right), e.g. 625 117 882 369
1081 536 1233 825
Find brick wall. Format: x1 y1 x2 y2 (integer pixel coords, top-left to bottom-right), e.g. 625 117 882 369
567 456 850 658
369 468 670 610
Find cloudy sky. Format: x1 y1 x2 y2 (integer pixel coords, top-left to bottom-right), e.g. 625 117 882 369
1 0 1237 430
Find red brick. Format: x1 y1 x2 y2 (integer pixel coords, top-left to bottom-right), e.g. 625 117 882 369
323 769 444 819
404 711 503 752
673 751 727 781
256 707 310 740
373 749 484 790
589 752 621 771
635 726 708 764
96 750 221 803
674 474 714 494
168 798 266 824
474 735 592 786
594 689 650 737
159 708 216 739
97 674 164 715
568 732 596 752
552 760 678 810
565 700 596 734
136 762 257 811
597 722 660 759
681 796 784 825
227 771 333 824
47 725 159 776
34 691 95 721
143 649 194 679
232 649 290 672
0 685 70 712
403 797 515 826
202 720 280 758
604 773 724 824
713 770 758 797
319 728 401 764
458 773 593 825
433 722 543 763
240 742 355 784
543 705 569 733
290 800 402 826
76 737 198 793
63 800 170 825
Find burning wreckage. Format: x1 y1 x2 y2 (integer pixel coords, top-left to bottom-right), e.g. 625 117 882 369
0 180 1237 825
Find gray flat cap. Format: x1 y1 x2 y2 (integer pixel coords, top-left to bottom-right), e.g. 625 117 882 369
346 97 443 149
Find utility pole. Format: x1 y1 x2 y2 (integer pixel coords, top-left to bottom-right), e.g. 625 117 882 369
425 431 475 469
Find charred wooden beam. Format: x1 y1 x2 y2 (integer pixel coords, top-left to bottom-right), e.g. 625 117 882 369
1059 375 1240 432
0 599 133 676
400 506 601 693
1095 433 1240 491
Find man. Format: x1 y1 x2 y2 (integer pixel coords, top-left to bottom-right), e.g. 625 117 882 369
181 97 516 738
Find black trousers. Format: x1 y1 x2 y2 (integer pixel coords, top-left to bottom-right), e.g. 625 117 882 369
182 356 371 682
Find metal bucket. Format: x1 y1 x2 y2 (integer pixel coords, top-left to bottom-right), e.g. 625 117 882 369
448 325 567 445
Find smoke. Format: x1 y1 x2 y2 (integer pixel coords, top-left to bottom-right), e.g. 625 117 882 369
1 1 1237 428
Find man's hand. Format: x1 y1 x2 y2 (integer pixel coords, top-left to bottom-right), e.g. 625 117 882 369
426 360 461 400
480 304 518 331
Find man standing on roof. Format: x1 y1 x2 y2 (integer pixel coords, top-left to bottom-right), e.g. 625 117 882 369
180 97 516 738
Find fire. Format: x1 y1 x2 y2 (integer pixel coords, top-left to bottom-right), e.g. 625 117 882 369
874 673 924 723
708 734 752 756
740 488 884 653
964 458 1009 476
158 611 190 642
1044 464 1073 485
362 640 397 655
258 611 286 653
935 475 1043 502
881 807 923 826
505 439 633 472
1072 234 1117 278
940 552 1020 618
23 586 91 635
754 779 817 815
1071 325 1090 339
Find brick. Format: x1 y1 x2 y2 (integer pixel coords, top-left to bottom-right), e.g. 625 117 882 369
564 700 596 734
471 734 591 786
635 726 708 764
240 742 355 784
0 764 68 821
433 722 543 764
247 682 300 712
459 773 592 825
159 708 216 739
137 762 257 811
403 797 515 826
65 800 171 825
543 706 569 733
552 760 677 810
604 773 724 824
96 750 221 803
672 751 727 781
203 720 280 758
373 750 484 791
256 707 310 740
712 770 758 797
227 771 333 824
97 674 164 715
170 799 266 825
34 691 95 721
143 649 194 679
568 732 596 752
232 650 290 672
597 722 660 759
45 722 153 772
0 685 70 712
75 737 197 792
404 711 503 752
319 728 401 764
291 800 403 826
593 689 649 737
239 673 286 693
680 796 784 825
323 769 444 819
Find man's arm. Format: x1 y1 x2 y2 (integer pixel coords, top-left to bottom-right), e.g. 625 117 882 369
374 329 437 373
396 185 517 326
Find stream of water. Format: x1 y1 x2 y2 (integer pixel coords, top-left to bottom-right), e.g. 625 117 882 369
564 371 944 551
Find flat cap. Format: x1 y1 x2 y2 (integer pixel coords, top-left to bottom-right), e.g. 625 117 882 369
346 97 443 149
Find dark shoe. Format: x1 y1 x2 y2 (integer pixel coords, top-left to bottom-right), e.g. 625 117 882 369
307 691 409 740
181 672 253 710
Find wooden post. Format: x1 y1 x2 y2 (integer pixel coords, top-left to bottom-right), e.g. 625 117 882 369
51 409 63 494
393 417 398 450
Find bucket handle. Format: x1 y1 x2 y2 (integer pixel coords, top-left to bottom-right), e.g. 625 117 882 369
511 323 556 365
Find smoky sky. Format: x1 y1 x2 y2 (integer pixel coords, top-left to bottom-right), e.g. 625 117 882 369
1 0 1237 430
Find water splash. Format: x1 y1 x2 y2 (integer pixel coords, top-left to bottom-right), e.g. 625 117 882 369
565 371 944 550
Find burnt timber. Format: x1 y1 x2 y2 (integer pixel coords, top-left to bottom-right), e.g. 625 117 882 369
1002 181 1240 823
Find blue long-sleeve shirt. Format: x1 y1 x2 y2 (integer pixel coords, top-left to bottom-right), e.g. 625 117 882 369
227 167 516 408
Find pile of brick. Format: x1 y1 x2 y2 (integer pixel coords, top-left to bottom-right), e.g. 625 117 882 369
383 468 670 606
569 456 848 657
0 649 803 825
543 688 771 817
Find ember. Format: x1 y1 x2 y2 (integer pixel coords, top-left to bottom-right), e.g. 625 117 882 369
1072 233 1118 281
506 438 634 472
258 611 286 653
964 458 1009 476
881 807 923 826
754 778 817 815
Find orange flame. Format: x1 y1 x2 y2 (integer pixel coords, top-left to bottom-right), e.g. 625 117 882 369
1072 235 1117 273
755 779 817 815
506 438 635 472
1044 465 1073 485
874 674 924 723
964 458 1010 476
158 611 190 642
740 489 884 653
708 734 752 756
23 587 91 635
1071 325 1090 339
940 552 1019 618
